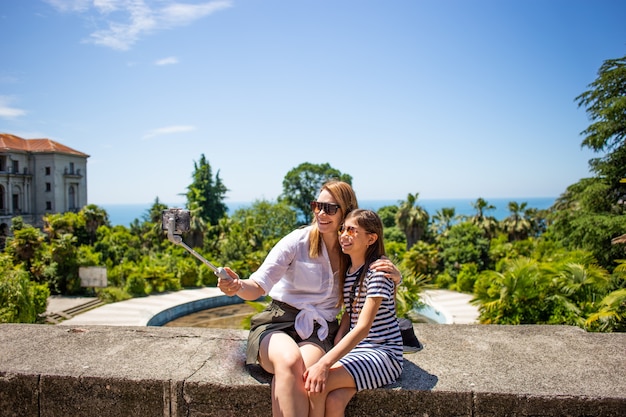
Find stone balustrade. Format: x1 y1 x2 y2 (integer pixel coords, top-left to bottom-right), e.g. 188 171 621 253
0 323 624 416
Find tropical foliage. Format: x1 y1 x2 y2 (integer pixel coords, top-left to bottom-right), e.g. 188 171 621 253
1 54 625 332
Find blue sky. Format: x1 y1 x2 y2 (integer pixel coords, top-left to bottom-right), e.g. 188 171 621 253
1 0 624 206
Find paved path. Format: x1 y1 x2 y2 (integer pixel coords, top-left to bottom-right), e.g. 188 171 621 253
420 289 479 324
50 288 479 326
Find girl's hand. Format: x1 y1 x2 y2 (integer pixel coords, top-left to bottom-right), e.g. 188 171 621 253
303 363 329 393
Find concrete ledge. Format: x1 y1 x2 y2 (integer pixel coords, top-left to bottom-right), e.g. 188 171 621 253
0 323 624 417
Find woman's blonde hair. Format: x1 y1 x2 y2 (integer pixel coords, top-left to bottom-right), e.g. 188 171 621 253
308 180 358 259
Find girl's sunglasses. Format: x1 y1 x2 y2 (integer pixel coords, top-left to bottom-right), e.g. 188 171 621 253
310 201 341 215
338 224 358 237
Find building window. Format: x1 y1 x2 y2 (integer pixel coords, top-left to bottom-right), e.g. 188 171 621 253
68 185 76 210
45 166 51 175
0 156 6 172
46 201 52 210
46 182 51 192
12 160 18 174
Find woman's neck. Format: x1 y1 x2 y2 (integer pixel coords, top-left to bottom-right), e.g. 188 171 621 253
321 230 340 253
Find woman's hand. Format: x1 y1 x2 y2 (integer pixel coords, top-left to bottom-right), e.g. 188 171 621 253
370 256 402 285
217 267 242 296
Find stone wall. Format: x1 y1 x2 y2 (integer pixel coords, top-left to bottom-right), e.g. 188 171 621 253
0 323 624 417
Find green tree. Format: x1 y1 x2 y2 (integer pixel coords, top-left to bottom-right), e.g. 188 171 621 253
430 207 458 238
6 222 45 271
472 258 552 324
378 205 405 245
402 240 439 280
439 222 490 279
576 55 626 169
217 200 298 277
548 180 626 270
279 162 352 224
549 53 626 274
501 201 532 242
80 204 110 244
549 261 613 327
395 272 429 319
586 288 626 332
0 265 49 323
470 198 499 239
186 154 229 226
48 234 81 294
395 192 429 250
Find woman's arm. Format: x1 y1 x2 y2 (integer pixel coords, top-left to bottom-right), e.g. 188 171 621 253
369 256 402 285
303 296 382 393
217 267 265 300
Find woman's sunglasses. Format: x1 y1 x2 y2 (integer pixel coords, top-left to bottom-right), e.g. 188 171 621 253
310 201 341 216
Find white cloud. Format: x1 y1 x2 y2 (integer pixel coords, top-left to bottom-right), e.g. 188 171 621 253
143 125 196 139
155 56 179 66
0 96 26 119
158 1 232 27
46 0 233 51
93 0 121 14
44 0 92 13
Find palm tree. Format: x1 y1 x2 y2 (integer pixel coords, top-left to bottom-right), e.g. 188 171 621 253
551 262 614 327
8 225 45 271
501 201 532 241
471 197 494 219
472 258 550 324
395 192 429 250
430 207 457 238
80 204 109 244
586 288 626 332
470 198 498 238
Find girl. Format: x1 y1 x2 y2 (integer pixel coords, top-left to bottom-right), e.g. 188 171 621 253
304 209 403 417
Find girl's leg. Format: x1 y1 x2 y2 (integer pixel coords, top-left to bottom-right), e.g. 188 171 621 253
309 366 356 417
259 332 324 417
325 388 356 417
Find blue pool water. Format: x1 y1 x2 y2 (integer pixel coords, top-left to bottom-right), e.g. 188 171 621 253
414 304 447 324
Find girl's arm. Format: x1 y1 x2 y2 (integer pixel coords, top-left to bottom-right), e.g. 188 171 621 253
304 296 383 393
334 311 351 346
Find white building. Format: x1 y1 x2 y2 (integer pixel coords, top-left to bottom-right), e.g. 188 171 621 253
0 133 89 229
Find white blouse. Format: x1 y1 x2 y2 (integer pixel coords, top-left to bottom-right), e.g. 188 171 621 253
250 226 340 341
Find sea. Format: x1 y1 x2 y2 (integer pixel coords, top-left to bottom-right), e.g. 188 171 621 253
101 197 557 228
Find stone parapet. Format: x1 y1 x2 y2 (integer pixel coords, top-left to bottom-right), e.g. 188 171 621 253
0 323 624 417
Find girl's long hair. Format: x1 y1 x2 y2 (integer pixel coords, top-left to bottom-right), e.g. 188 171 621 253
341 209 386 313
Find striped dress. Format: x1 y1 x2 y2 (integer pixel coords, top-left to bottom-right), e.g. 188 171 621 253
337 267 403 391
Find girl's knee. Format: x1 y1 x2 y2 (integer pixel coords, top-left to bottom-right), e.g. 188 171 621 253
325 389 355 416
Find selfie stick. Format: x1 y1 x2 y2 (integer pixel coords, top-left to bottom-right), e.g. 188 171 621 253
165 215 232 282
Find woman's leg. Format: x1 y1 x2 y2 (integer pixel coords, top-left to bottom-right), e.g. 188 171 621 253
259 332 324 417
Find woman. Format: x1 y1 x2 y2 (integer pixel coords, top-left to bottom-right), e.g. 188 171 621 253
218 180 400 417
304 209 403 417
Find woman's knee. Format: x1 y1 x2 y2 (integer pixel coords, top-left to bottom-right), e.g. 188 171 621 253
260 333 304 372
